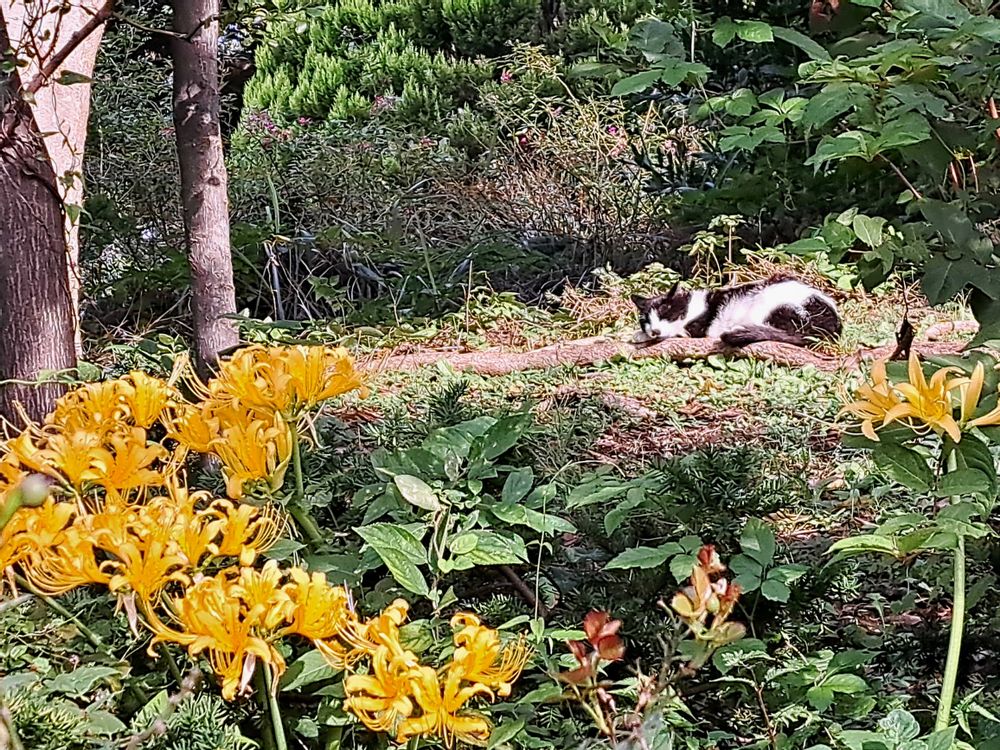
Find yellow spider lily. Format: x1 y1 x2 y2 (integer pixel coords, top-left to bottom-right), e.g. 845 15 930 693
211 413 292 500
959 361 1000 429
343 644 419 735
209 500 285 565
48 380 128 435
121 371 175 428
282 567 353 641
397 664 494 748
163 403 220 455
884 352 967 443
104 534 190 604
449 614 531 698
232 561 295 631
84 428 168 492
151 570 287 700
21 526 110 595
838 360 905 441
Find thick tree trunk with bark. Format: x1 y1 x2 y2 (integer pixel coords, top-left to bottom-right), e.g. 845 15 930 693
172 0 239 377
0 92 78 425
0 1 110 426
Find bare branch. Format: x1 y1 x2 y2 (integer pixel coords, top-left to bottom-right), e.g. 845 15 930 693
23 0 115 95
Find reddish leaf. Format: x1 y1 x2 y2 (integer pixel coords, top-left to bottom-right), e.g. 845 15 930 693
596 634 625 662
568 639 589 666
583 610 611 642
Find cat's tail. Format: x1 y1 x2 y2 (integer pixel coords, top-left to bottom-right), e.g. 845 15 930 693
720 325 808 348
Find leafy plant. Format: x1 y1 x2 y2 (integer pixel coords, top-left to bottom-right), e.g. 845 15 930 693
353 412 575 604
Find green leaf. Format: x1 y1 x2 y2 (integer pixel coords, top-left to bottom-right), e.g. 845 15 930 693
356 523 429 596
873 443 933 491
670 553 698 582
878 709 921 742
938 468 991 497
281 649 340 691
772 26 830 60
490 503 576 535
955 436 998 491
712 17 738 47
806 685 835 711
611 70 661 96
827 533 900 558
736 20 773 43
502 467 534 504
729 553 764 578
768 563 808 584
806 132 870 169
802 83 867 130
393 475 441 512
568 62 620 78
823 673 867 694
740 519 776 566
448 533 479 555
47 666 120 697
852 215 886 248
56 70 93 85
488 719 526 748
478 413 531 460
84 711 127 735
921 254 981 305
605 543 683 570
760 578 791 602
448 531 527 570
630 19 678 54
925 727 957 750
604 487 647 534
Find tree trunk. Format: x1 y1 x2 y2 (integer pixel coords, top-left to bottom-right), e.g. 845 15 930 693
172 0 239 377
0 1 110 426
0 91 78 426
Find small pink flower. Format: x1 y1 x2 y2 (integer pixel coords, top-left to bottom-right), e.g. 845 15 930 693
418 136 435 148
297 116 312 126
606 125 620 136
500 69 513 84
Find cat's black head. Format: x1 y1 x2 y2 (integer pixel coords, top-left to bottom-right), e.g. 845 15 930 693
631 282 690 339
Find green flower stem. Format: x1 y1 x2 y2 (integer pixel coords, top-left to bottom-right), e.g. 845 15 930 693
935 450 965 732
263 663 288 750
254 667 277 750
936 533 965 731
159 644 185 686
13 573 105 650
287 421 324 546
13 572 150 705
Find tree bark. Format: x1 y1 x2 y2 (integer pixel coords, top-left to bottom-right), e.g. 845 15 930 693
0 1 109 426
171 0 239 377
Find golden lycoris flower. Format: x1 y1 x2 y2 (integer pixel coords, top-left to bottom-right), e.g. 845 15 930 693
0 346 383 706
840 352 1000 442
339 606 530 748
192 344 368 422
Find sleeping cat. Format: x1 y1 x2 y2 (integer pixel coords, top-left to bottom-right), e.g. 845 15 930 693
631 274 841 347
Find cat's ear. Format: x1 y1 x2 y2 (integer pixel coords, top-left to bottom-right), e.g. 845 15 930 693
630 293 649 310
666 281 680 297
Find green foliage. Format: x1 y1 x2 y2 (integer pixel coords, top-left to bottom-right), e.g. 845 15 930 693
352 411 574 604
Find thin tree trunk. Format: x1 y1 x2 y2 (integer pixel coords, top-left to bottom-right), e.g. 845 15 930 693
172 0 238 377
0 93 78 426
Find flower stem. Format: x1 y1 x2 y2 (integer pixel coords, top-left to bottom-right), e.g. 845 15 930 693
936 449 965 731
287 421 324 546
936 533 965 731
13 573 105 650
159 644 184 686
262 664 288 750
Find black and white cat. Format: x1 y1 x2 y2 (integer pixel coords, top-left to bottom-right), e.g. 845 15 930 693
631 274 841 347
